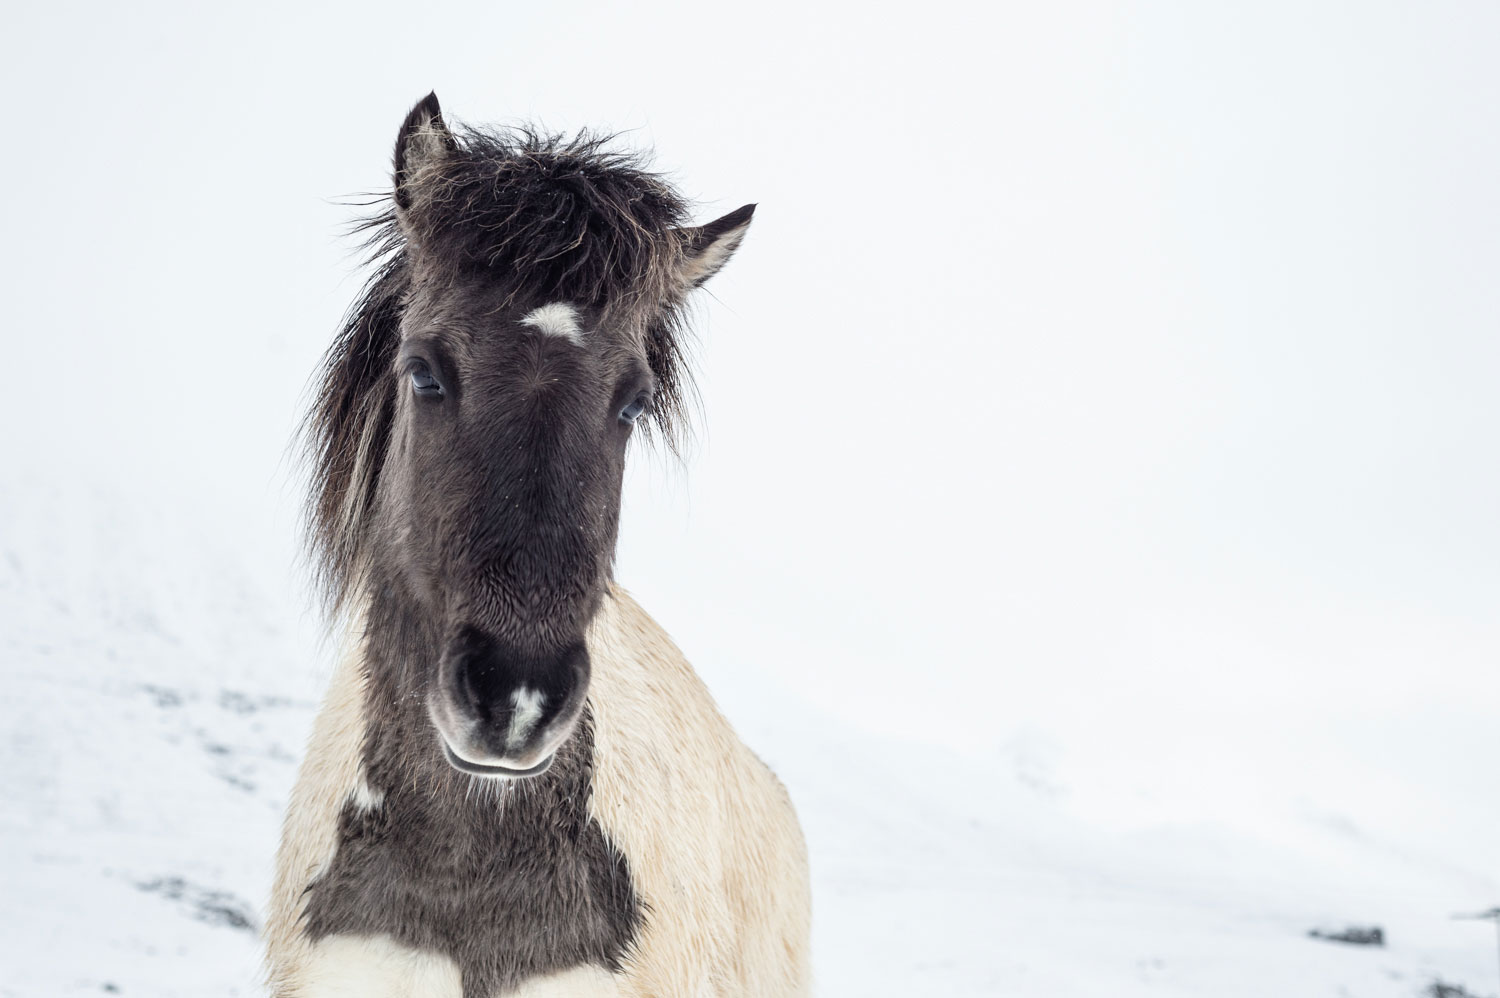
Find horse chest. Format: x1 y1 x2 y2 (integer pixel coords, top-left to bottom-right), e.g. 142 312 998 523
299 714 640 998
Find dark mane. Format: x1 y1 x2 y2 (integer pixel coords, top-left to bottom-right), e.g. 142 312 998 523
304 126 699 611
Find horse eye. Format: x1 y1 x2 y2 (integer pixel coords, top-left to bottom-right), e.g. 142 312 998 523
619 392 649 424
410 363 443 397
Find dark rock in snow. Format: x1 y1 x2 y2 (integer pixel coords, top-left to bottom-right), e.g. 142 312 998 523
135 875 258 933
1307 925 1384 946
1424 980 1487 998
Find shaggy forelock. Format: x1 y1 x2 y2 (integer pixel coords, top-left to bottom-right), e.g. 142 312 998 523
400 127 691 305
306 124 700 611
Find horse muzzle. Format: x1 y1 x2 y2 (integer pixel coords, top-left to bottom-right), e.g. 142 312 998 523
428 627 590 779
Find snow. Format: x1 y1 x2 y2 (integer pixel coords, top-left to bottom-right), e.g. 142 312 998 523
2 482 1495 998
3 1 1499 996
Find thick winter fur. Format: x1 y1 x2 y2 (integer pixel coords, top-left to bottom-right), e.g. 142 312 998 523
267 93 808 997
267 590 810 997
585 590 811 998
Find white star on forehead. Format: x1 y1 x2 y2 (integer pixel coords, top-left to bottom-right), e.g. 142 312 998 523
518 303 585 346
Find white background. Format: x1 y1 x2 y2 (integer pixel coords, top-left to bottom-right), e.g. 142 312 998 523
2 2 1497 996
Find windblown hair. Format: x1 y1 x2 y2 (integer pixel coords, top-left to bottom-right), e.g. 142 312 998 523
304 125 700 611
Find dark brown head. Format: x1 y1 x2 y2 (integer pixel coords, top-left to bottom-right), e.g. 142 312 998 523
306 93 754 778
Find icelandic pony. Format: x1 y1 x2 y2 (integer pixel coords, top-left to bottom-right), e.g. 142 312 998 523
264 94 810 998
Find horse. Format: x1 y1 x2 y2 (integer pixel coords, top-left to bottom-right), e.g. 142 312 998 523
264 93 811 998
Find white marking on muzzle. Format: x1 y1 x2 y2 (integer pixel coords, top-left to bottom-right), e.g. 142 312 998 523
507 687 547 751
519 303 585 346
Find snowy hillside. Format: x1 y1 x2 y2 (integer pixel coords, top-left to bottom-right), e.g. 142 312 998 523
2 477 1496 997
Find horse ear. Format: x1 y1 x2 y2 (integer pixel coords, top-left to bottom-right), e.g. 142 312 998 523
677 204 756 289
394 92 457 210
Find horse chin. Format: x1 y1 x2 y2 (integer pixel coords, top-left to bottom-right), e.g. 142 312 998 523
427 697 578 781
440 740 556 780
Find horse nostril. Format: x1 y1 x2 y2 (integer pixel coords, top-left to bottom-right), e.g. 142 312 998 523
456 655 494 716
446 627 508 720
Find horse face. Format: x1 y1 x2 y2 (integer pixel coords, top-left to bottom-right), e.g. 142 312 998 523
381 289 644 777
364 94 755 779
